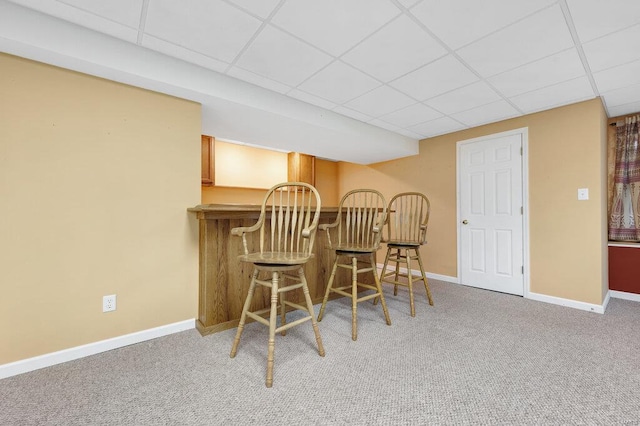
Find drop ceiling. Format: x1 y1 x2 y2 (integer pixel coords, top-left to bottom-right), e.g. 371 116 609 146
2 0 640 164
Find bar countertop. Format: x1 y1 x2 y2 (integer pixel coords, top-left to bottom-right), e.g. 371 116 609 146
189 203 339 211
188 203 339 219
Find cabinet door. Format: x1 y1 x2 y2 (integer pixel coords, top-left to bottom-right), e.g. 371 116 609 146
288 152 315 185
201 135 215 186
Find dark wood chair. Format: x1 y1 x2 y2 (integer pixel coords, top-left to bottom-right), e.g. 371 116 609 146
229 182 325 387
317 189 391 340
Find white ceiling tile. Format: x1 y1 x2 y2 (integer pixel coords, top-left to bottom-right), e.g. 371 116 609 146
144 0 261 63
593 59 640 94
226 0 280 19
368 118 401 132
456 4 574 77
8 0 139 42
582 24 640 73
297 61 381 104
13 0 640 149
450 100 519 127
142 35 229 73
344 85 416 117
58 0 143 28
409 116 466 137
331 106 373 122
608 101 640 117
397 0 421 8
566 0 640 43
411 0 555 50
394 128 424 139
271 0 399 56
287 89 338 110
390 55 479 100
510 77 595 113
226 66 292 93
235 26 333 86
425 81 502 115
488 49 586 98
378 103 442 128
341 15 447 82
601 83 640 108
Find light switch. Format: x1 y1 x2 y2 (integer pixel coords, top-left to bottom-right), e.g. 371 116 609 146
578 188 589 200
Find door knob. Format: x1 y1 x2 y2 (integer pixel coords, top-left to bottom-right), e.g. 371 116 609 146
462 220 468 225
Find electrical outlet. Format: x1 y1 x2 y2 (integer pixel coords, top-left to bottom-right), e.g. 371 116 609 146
577 188 589 200
103 294 116 312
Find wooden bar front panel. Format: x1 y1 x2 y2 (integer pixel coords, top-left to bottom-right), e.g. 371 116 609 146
191 205 343 335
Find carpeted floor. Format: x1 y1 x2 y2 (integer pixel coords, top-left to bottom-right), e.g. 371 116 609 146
1 280 639 425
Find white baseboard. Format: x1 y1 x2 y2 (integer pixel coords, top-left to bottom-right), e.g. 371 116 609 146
602 290 611 312
526 292 607 314
0 319 195 380
609 289 640 302
425 272 460 284
376 263 459 284
375 264 619 314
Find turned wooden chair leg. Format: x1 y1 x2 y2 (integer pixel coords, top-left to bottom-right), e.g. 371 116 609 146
299 268 325 356
265 271 279 388
280 272 287 336
381 247 391 282
230 269 259 358
371 253 391 326
351 256 358 341
394 249 401 296
374 248 392 306
406 249 416 317
318 257 339 322
415 248 434 306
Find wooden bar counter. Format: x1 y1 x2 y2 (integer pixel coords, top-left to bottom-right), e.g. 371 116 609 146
188 204 342 336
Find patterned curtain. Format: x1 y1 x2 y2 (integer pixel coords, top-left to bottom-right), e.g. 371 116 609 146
609 115 640 241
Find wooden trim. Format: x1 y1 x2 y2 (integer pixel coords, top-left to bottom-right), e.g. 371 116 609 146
188 204 339 220
287 152 315 185
201 135 215 186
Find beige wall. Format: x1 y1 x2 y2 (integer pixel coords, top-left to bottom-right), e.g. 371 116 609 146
339 98 608 305
0 54 201 364
214 140 287 188
202 185 268 205
0 52 610 367
315 159 340 207
201 144 340 206
338 136 458 278
599 107 610 302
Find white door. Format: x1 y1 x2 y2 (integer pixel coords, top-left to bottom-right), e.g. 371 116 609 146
458 131 524 296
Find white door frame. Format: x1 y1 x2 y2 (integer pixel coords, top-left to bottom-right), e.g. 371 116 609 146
456 127 530 297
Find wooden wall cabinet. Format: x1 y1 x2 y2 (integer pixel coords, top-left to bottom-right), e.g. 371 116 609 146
288 152 315 185
201 135 215 186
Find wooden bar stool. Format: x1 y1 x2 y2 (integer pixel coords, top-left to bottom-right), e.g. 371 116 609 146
229 182 325 387
378 192 434 316
317 189 391 340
